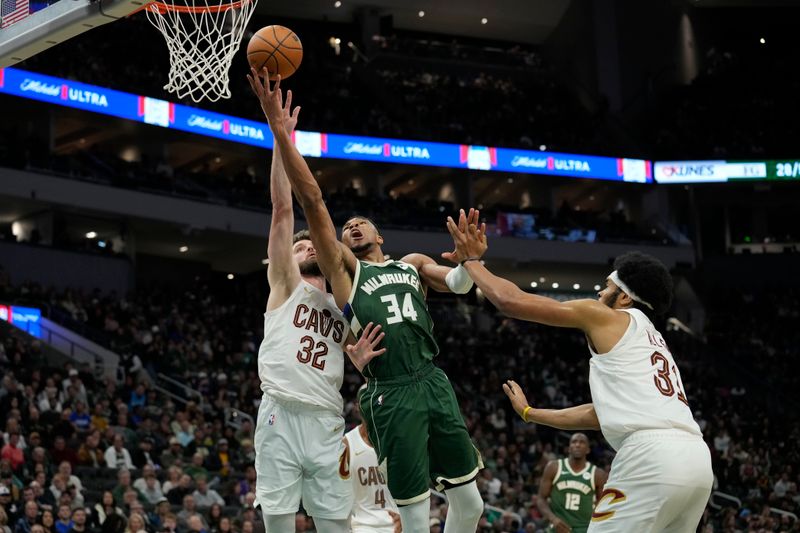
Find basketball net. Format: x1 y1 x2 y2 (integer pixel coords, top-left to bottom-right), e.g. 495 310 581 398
145 0 257 102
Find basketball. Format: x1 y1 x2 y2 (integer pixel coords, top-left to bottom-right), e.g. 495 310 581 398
247 25 303 80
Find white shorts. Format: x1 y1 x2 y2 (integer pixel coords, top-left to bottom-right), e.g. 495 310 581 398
352 527 394 533
589 429 713 533
254 393 353 520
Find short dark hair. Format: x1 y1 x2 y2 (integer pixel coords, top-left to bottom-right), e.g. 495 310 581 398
613 252 673 316
343 215 380 235
292 230 311 245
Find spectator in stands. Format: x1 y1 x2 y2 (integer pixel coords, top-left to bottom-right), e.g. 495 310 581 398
210 517 230 533
176 496 205 532
39 510 55 533
90 492 124 531
185 515 205 533
202 442 229 480
55 464 81 500
131 439 156 470
190 477 222 511
68 404 91 435
159 440 183 470
160 467 181 495
232 467 255 505
0 506 11 533
105 436 133 470
23 448 49 480
0 485 15 522
182 455 206 482
77 432 103 468
90 406 109 434
166 476 193 506
159 514 177 533
49 437 76 468
204 506 221 533
28 525 44 533
111 470 145 506
1 434 24 472
124 513 145 533
65 509 86 533
139 472 163 506
54 505 72 533
14 500 38 533
150 498 170 531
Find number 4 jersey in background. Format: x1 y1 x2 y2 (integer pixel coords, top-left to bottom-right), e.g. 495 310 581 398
344 425 398 533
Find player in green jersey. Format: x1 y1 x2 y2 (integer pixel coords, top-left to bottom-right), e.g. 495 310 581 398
249 72 484 533
538 434 607 533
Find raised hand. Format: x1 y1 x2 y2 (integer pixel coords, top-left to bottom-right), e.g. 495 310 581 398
345 322 386 373
281 89 301 135
246 68 286 130
444 208 488 263
502 380 530 420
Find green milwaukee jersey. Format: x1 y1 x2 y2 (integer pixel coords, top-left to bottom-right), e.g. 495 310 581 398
549 458 597 533
344 259 438 379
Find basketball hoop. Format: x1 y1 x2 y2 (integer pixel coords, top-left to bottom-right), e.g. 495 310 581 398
145 0 257 102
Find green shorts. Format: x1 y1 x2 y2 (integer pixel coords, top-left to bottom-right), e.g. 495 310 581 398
358 363 483 505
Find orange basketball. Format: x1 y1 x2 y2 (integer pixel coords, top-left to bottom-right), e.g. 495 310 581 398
246 25 303 80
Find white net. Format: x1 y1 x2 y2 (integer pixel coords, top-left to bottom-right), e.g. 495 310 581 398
146 0 257 102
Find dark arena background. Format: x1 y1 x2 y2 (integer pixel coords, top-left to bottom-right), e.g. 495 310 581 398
1 0 800 532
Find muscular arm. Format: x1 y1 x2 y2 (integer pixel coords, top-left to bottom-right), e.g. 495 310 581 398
525 403 601 431
401 253 455 293
537 460 561 525
248 72 356 309
461 261 628 352
271 123 356 308
594 467 608 503
265 141 301 311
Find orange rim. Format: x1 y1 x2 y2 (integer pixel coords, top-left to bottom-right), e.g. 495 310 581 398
144 0 249 14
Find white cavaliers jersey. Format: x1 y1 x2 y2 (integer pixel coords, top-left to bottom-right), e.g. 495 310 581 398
589 308 702 451
258 280 349 414
344 426 397 530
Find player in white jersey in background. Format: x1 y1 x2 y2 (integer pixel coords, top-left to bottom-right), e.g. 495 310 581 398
445 210 713 532
251 85 382 533
341 386 401 533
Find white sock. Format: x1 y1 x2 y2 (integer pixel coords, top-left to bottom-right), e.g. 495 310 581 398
443 481 483 533
262 512 293 533
312 517 350 533
397 498 431 533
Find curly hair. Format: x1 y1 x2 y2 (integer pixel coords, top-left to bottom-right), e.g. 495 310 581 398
613 251 674 317
292 230 311 245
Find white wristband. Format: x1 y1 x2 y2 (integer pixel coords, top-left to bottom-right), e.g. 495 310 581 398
445 264 474 294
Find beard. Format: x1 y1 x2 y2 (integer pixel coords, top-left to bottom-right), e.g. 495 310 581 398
603 288 623 309
299 259 322 277
349 242 374 257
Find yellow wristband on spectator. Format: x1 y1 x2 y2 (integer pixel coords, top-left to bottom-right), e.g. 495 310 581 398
521 405 532 423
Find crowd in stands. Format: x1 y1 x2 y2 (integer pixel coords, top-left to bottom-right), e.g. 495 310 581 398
15 16 599 155
1 263 799 531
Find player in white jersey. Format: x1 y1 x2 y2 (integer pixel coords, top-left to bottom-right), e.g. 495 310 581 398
249 83 383 533
341 388 401 533
446 212 713 532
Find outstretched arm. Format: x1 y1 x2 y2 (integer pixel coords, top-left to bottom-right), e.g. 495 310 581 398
248 70 356 308
402 209 482 294
503 380 600 430
445 209 619 336
265 91 302 311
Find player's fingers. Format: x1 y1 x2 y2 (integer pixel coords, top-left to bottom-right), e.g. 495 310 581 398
261 68 270 89
284 89 292 111
480 222 487 239
502 383 513 397
446 217 461 238
370 331 385 347
374 347 387 356
345 344 355 353
361 322 375 337
292 106 301 120
273 74 282 93
458 209 467 232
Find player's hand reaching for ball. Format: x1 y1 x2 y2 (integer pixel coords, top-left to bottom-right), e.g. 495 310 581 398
247 68 291 132
345 322 386 373
444 208 487 263
502 380 531 421
552 517 572 533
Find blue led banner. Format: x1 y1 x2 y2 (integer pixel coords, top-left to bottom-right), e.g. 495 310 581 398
0 304 41 337
0 66 651 182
